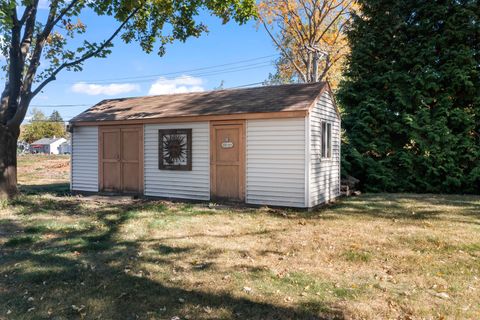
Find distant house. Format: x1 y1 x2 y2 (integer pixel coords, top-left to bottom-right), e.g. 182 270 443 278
30 137 67 154
58 140 71 154
69 82 341 208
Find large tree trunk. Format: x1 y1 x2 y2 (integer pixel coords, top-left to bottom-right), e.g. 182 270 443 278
0 124 20 200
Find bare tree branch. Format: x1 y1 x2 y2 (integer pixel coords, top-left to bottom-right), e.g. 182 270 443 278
261 20 307 82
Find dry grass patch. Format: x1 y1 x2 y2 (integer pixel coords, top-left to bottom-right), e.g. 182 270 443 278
17 154 70 186
0 156 478 319
1 193 478 319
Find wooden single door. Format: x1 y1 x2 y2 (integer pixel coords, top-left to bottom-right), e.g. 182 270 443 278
210 121 245 201
99 126 143 194
99 127 121 192
120 127 142 193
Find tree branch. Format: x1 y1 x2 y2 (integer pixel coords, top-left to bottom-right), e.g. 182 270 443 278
31 7 141 100
319 46 346 81
314 0 352 43
282 0 309 43
20 1 39 62
261 20 307 82
40 0 80 40
8 3 139 128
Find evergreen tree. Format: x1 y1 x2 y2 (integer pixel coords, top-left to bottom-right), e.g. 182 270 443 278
338 0 479 193
49 110 64 122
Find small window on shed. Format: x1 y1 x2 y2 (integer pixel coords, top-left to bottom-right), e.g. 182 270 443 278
321 122 332 159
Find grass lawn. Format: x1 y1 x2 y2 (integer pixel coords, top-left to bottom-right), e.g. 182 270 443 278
0 155 479 319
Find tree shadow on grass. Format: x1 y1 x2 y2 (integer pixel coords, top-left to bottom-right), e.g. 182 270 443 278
273 193 480 225
18 182 70 196
0 196 345 320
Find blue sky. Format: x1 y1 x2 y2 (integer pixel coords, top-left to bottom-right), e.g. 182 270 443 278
3 4 279 122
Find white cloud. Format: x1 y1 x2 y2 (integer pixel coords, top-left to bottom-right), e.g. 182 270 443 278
148 75 205 95
71 82 140 96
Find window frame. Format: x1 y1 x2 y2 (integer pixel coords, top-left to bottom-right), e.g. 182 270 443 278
320 121 333 159
158 128 192 171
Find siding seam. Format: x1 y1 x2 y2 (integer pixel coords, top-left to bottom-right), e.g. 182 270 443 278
71 126 98 192
246 118 306 208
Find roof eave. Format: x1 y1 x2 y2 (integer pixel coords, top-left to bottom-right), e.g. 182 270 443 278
70 110 309 126
306 81 341 118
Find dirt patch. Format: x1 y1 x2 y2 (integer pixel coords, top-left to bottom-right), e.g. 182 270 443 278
17 154 70 186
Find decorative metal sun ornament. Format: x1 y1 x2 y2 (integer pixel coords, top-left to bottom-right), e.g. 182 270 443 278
163 134 186 164
159 129 192 170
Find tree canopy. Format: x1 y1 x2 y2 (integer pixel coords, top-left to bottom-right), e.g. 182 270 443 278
258 0 358 87
338 0 479 193
0 0 257 130
20 109 66 143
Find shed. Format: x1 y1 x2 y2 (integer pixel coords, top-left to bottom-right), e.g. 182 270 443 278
69 82 340 208
30 137 67 154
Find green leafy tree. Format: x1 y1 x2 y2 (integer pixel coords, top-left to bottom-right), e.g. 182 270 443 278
338 0 479 193
0 0 256 199
20 109 65 143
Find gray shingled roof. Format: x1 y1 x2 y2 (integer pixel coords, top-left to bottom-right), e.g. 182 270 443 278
70 82 326 123
31 137 63 145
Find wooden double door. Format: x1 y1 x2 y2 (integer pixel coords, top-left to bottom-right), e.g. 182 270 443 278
210 120 245 201
99 126 143 194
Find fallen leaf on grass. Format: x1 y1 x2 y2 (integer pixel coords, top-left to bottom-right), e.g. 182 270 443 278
72 305 85 312
242 286 253 294
432 292 450 299
203 306 212 314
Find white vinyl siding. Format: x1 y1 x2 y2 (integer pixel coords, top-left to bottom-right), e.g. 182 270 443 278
246 118 306 207
71 126 98 192
144 122 210 200
309 91 341 206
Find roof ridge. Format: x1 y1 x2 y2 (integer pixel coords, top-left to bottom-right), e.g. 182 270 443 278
94 82 325 103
